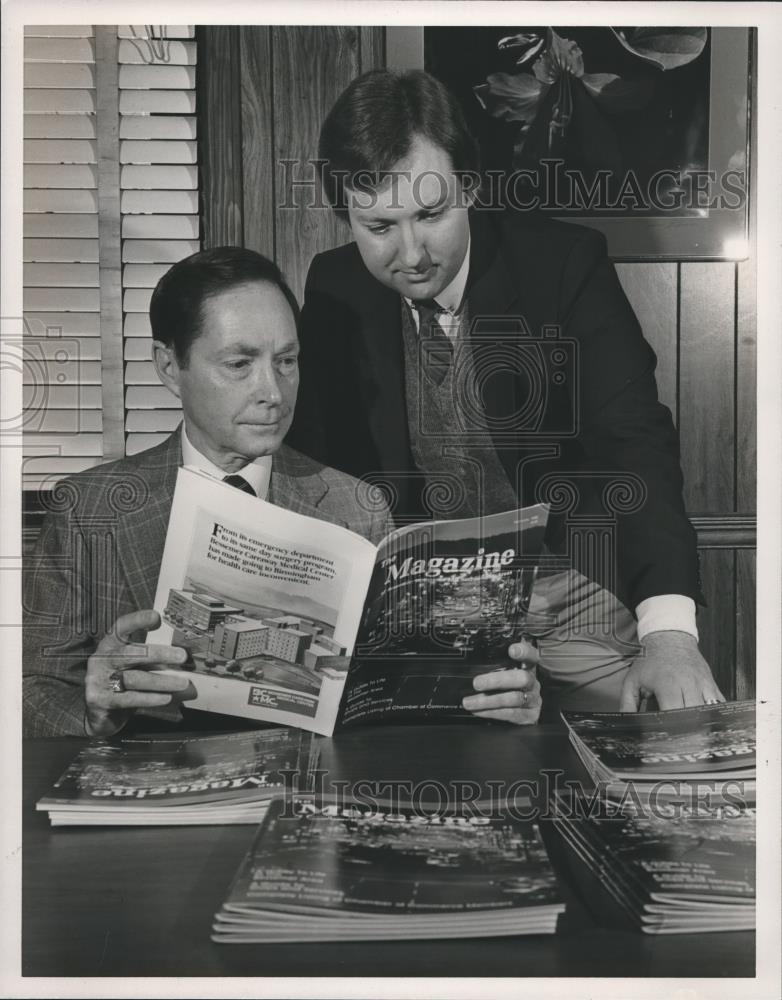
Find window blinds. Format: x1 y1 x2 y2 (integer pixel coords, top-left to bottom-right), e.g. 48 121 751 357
23 25 102 490
119 25 197 457
22 24 200 487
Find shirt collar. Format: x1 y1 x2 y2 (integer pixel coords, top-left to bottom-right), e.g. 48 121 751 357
405 232 471 316
181 424 272 499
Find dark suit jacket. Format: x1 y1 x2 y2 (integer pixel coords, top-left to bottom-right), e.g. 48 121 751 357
288 209 701 612
23 431 390 737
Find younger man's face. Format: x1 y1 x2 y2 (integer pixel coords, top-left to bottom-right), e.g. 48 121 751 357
346 134 471 302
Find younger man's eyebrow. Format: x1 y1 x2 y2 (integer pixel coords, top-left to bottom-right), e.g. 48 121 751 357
417 198 447 214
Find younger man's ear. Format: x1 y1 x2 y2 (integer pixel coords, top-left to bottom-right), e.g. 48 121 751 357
152 340 182 400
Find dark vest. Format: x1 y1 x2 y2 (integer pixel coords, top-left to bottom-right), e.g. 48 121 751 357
400 299 518 520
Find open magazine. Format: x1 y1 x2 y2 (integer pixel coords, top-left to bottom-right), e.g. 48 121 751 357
151 467 548 736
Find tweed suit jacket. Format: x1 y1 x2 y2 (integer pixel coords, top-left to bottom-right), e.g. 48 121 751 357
23 429 390 737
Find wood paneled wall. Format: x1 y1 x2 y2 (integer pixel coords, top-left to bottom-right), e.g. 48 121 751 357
197 25 756 697
198 25 383 301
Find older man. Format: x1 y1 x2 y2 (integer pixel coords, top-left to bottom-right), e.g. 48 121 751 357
23 248 394 737
288 69 724 719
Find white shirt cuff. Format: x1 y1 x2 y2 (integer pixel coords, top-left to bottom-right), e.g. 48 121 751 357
635 595 698 643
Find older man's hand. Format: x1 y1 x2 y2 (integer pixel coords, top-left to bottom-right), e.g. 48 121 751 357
85 609 194 737
462 639 541 724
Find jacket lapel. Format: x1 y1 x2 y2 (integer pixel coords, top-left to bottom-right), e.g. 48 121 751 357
466 208 520 321
467 211 522 436
465 211 530 488
115 430 181 613
268 445 329 520
117 436 334 615
350 270 413 473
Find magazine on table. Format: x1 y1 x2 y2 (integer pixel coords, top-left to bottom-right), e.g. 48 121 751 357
36 727 318 827
150 467 548 737
211 795 565 942
561 700 756 801
551 788 755 934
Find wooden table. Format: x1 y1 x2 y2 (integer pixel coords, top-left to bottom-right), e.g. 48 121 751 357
23 724 755 978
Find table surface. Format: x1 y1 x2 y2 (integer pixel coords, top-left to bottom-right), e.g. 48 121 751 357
23 723 755 978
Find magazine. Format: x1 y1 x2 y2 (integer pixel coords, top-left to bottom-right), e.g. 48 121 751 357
36 728 318 827
561 700 756 801
211 795 565 942
151 467 548 736
551 788 755 934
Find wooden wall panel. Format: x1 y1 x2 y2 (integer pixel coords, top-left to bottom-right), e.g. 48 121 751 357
678 262 736 512
240 26 274 259
197 26 243 246
735 549 756 698
616 263 677 419
272 26 359 301
736 254 756 513
697 549 737 700
199 24 385 272
359 26 385 71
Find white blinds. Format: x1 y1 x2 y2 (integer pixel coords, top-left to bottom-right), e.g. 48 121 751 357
120 25 197 457
23 25 102 490
22 24 200 487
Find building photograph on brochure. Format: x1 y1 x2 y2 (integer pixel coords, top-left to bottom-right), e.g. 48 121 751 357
3 1 780 997
165 507 348 699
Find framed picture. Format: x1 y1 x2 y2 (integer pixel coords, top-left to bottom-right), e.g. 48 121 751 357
387 26 751 260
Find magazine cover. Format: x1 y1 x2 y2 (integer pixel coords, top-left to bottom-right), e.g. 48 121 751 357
151 467 548 735
214 796 564 937
552 789 756 906
37 728 317 811
552 805 755 934
340 505 548 726
561 700 756 778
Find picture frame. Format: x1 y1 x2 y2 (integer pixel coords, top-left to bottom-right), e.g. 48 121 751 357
387 26 751 260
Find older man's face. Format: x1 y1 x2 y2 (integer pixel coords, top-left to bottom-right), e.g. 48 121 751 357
161 281 299 472
346 134 471 302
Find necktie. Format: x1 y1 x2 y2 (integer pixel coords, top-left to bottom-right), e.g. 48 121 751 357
223 474 256 497
415 299 453 386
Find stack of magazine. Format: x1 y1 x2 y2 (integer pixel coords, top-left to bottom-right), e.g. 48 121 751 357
36 728 318 827
211 796 565 942
561 700 756 803
551 788 755 934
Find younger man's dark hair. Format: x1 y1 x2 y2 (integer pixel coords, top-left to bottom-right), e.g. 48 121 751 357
318 69 480 219
150 246 300 365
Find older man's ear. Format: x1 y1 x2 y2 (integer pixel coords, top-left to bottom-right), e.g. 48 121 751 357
152 340 183 400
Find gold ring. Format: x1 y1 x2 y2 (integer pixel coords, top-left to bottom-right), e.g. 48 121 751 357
109 671 125 694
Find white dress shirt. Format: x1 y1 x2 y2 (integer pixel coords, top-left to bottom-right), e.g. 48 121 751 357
180 425 272 500
405 239 698 641
406 233 471 340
